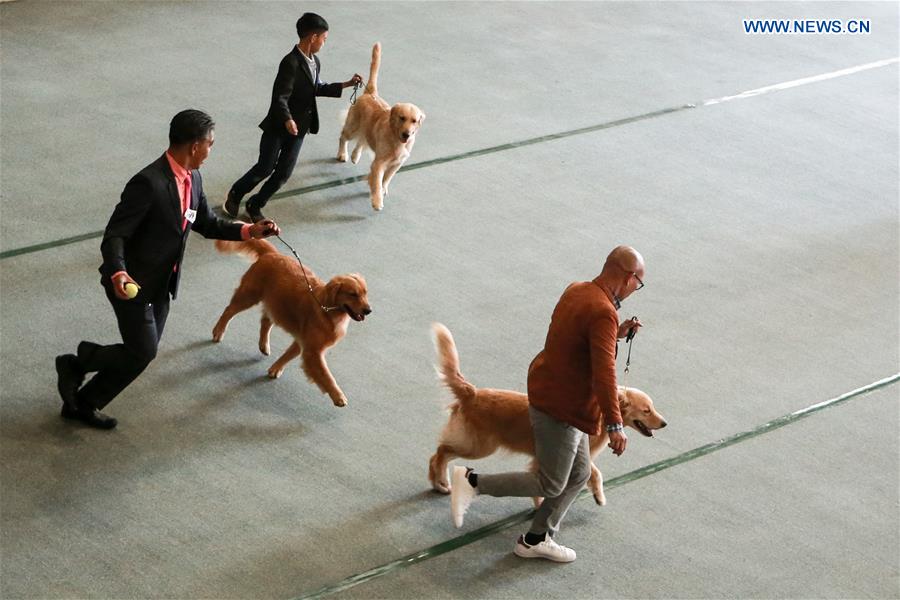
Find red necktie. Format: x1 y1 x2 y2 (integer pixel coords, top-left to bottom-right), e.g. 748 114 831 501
173 174 193 273
181 173 192 231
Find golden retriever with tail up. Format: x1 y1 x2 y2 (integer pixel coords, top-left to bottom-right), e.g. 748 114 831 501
428 323 667 506
337 42 425 211
211 239 371 407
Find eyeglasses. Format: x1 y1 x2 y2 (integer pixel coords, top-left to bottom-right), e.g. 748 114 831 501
632 273 644 290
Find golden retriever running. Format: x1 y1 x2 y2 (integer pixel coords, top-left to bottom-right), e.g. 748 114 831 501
211 239 371 407
428 323 667 506
337 42 425 211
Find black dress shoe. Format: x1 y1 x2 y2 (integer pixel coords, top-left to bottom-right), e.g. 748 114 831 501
60 403 118 430
245 202 265 223
222 190 240 218
55 354 84 410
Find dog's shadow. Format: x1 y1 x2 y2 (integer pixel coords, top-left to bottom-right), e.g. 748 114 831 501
136 339 337 426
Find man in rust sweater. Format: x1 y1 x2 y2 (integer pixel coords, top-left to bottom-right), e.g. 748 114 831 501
450 246 645 562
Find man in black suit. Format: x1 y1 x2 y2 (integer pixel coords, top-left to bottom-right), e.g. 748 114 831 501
55 109 282 429
223 12 363 222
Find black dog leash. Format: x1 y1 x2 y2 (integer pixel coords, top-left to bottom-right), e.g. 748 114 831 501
620 316 638 390
624 317 638 374
275 234 339 313
349 81 361 105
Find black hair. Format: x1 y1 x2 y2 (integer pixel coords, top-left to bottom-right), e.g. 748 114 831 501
168 109 215 146
296 12 328 38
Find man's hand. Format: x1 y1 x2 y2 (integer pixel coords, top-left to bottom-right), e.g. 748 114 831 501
617 316 642 339
284 119 299 136
248 219 281 239
112 273 139 300
608 430 628 456
343 73 363 88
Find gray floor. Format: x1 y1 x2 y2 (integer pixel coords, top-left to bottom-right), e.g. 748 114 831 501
1 2 898 599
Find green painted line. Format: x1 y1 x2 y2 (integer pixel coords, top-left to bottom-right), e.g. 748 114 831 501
293 373 900 600
271 104 694 202
0 231 104 259
0 104 694 261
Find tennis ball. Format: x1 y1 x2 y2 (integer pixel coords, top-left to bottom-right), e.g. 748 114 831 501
124 282 140 299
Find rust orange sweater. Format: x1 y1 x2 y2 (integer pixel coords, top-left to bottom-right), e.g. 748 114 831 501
527 280 622 435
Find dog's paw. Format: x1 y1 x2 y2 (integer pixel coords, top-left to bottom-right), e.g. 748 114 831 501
351 151 362 165
371 197 384 211
433 481 450 494
331 395 348 407
259 341 270 356
267 366 283 379
336 152 348 163
593 491 607 506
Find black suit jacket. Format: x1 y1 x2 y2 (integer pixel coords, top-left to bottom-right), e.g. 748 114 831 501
258 46 343 135
99 154 245 300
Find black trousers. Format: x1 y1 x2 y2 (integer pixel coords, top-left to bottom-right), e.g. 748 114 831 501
76 285 170 410
230 128 305 209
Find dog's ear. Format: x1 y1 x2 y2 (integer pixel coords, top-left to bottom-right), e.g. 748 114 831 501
324 278 343 307
391 105 407 131
618 388 631 410
418 111 426 123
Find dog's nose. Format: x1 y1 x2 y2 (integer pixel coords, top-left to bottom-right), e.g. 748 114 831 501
401 132 410 141
659 420 667 428
363 307 372 316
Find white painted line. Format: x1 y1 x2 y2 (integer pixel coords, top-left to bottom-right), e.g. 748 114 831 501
703 57 900 106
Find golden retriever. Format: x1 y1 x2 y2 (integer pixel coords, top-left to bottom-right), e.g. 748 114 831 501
337 42 425 211
211 239 371 407
428 323 667 506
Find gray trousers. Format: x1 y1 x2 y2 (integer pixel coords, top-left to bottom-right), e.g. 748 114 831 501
477 406 591 536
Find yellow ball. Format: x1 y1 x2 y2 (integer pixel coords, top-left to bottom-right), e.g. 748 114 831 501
124 282 140 299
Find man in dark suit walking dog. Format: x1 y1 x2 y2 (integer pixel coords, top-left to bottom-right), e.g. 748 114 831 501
223 12 363 222
55 109 281 429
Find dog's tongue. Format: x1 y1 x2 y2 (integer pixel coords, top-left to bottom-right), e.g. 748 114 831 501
635 421 653 437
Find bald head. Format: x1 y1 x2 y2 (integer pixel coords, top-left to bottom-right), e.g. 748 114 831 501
594 245 645 303
602 246 644 276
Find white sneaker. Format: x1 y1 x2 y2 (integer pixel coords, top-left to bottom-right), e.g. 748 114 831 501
513 535 577 562
450 466 478 528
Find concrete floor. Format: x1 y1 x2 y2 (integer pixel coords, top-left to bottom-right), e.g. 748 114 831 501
1 1 898 599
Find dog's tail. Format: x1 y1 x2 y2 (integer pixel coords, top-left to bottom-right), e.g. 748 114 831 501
431 323 477 406
214 238 279 261
365 42 381 95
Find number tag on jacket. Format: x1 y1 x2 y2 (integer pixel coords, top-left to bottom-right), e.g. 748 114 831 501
184 208 197 224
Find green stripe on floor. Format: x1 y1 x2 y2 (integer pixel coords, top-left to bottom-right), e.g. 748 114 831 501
0 104 694 261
